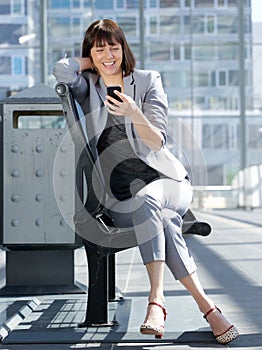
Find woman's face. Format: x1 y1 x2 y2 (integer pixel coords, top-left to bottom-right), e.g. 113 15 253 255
90 40 123 78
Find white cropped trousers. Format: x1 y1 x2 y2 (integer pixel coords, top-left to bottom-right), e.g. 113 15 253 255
106 177 197 280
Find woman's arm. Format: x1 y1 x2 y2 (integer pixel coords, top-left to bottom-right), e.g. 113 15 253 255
106 91 164 151
72 57 94 71
105 72 167 152
53 57 93 103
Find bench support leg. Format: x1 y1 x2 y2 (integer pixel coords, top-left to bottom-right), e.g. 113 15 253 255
79 244 114 327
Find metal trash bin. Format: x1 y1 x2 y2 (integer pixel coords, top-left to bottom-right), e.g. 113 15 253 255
0 84 82 295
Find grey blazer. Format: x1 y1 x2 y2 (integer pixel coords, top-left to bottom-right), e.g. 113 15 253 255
53 58 188 182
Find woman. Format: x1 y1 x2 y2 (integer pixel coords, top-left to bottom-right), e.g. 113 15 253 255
53 19 238 344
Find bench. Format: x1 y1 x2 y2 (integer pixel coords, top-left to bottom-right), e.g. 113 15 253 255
55 82 211 327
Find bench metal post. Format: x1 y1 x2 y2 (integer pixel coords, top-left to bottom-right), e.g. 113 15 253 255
80 244 112 326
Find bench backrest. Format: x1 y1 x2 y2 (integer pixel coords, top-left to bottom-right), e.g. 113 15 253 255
55 82 137 251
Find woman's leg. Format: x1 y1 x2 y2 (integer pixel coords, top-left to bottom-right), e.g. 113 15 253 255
142 260 166 326
179 272 233 336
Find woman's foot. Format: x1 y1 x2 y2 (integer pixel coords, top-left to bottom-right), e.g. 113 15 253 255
140 301 167 338
204 306 239 344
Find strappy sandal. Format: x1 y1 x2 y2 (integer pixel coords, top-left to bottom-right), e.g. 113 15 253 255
140 301 167 339
204 306 239 344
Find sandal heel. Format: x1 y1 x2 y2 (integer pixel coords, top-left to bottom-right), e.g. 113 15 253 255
140 302 167 339
203 306 239 344
155 334 163 339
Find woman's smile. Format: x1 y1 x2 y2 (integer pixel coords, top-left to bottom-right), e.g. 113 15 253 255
91 42 123 77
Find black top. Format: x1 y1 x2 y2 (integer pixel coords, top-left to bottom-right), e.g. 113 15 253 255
97 114 162 201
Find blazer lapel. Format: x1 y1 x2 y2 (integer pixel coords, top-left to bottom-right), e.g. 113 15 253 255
124 72 136 100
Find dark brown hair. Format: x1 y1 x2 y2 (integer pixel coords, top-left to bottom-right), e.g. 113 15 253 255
82 19 136 76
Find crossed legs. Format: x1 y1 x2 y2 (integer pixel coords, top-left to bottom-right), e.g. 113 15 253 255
143 261 236 341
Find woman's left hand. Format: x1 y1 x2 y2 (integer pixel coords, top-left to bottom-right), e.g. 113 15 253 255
105 90 138 119
105 89 164 151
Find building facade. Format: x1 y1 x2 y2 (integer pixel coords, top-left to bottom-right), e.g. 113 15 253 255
1 0 261 186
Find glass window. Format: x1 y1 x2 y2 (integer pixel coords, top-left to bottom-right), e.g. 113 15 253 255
0 57 11 75
160 16 180 35
72 17 80 36
219 71 226 86
211 71 216 86
0 0 10 14
96 0 113 9
207 15 215 33
218 44 238 60
173 44 180 60
72 0 80 7
13 0 22 14
0 24 26 45
50 17 70 37
50 0 70 8
127 0 138 8
185 0 192 6
195 0 214 7
83 0 91 7
213 125 228 149
227 0 237 7
116 0 124 8
195 97 206 108
160 0 179 8
116 17 137 35
248 125 262 149
217 15 238 34
13 57 23 75
129 42 140 61
149 0 158 8
150 42 170 61
217 0 226 6
193 16 205 34
228 70 239 86
162 71 190 88
202 124 212 148
194 71 209 87
194 45 217 61
149 16 158 35
183 16 191 35
184 44 192 60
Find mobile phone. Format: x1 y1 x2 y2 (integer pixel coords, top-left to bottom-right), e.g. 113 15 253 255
107 85 122 103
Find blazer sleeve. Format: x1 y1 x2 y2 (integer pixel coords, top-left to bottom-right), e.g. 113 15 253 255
52 57 89 104
141 70 168 140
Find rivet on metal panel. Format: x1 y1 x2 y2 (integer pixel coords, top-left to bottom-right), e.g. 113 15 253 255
60 170 68 177
35 218 43 227
35 145 44 153
10 219 19 227
59 194 67 202
11 169 20 178
11 194 20 202
60 218 66 226
60 146 68 153
35 194 44 202
35 169 44 177
11 145 20 153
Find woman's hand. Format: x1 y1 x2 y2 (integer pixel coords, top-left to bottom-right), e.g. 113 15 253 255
105 90 138 119
104 90 164 152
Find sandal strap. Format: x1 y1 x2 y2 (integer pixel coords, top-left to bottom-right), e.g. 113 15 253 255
203 306 221 322
148 302 167 321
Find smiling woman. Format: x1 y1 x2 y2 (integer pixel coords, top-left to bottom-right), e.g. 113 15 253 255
52 18 239 344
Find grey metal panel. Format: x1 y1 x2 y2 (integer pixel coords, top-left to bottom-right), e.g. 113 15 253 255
2 100 76 245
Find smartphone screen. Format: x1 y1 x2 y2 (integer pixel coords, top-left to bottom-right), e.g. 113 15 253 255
107 85 122 103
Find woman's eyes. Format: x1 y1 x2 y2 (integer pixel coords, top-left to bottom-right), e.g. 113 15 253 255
95 47 119 53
